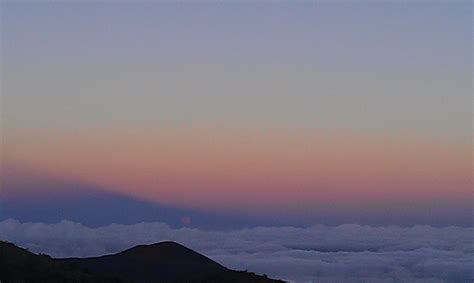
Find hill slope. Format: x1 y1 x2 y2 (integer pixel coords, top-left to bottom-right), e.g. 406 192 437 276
61 241 228 282
0 240 122 282
0 241 283 282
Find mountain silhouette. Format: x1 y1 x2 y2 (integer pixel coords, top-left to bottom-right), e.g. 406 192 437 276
0 240 283 282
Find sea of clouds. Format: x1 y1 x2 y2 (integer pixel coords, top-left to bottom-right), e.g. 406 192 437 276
0 219 472 282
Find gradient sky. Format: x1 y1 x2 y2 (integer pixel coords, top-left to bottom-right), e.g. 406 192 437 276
1 2 472 226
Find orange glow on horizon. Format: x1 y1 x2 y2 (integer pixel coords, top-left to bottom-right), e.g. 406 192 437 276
3 126 471 211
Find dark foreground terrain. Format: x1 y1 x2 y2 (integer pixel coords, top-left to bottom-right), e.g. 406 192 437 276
0 240 283 282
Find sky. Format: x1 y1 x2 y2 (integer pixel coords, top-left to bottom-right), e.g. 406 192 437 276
1 2 472 226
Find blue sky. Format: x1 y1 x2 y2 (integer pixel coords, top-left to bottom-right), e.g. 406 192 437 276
1 0 472 227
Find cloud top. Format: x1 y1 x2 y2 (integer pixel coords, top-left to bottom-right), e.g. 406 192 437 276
1 219 472 282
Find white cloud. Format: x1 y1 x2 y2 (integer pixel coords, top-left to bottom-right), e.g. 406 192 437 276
0 219 472 282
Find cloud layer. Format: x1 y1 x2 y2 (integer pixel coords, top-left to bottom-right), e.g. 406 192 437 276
1 219 472 282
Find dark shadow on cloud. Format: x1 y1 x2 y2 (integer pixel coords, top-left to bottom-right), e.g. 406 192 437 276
1 190 256 229
1 166 472 228
0 174 256 229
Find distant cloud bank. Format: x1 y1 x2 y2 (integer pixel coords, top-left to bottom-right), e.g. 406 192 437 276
1 219 472 282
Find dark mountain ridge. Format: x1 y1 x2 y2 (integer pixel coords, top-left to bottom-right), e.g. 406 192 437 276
0 240 283 282
60 241 228 282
